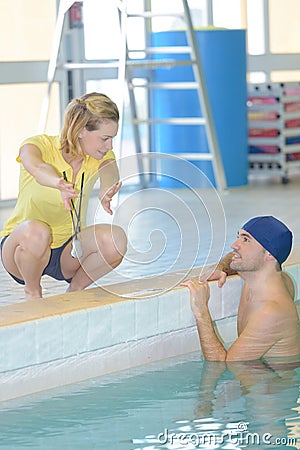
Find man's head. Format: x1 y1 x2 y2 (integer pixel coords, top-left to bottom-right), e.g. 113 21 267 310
240 215 293 267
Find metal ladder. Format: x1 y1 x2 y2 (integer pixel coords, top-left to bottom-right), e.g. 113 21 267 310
117 0 227 191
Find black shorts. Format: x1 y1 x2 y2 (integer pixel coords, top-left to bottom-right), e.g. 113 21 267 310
0 235 73 285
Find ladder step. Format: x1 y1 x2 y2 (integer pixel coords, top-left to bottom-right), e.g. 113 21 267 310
129 82 198 90
133 118 206 125
127 12 184 19
126 59 196 69
140 152 213 161
60 61 119 70
60 59 196 71
145 46 192 54
175 153 213 161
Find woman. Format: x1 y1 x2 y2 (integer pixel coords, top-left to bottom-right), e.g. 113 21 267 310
0 92 127 300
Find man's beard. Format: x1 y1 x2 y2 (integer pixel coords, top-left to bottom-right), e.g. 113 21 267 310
230 252 265 273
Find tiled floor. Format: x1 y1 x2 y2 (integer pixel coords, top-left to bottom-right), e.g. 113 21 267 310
1 173 300 306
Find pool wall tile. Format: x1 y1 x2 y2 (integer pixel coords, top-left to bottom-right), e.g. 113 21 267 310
0 322 37 372
128 327 199 368
207 281 223 320
135 296 159 339
111 299 135 344
62 309 89 358
36 315 64 363
86 304 112 351
157 290 181 333
0 327 201 402
179 289 195 327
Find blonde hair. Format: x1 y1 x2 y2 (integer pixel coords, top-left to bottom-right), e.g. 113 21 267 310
60 92 119 159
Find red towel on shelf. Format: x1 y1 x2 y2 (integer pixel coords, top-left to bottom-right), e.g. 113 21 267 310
285 118 300 128
284 102 300 112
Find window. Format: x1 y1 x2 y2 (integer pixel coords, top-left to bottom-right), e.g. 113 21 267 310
269 0 300 53
246 0 265 55
212 0 243 29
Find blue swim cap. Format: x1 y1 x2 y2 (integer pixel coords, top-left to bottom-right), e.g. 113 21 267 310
241 216 293 265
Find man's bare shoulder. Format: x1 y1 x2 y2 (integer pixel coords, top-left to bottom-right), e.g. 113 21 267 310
230 298 300 360
260 292 298 321
259 297 300 356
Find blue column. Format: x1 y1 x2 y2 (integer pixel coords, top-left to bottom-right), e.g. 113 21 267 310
150 29 248 188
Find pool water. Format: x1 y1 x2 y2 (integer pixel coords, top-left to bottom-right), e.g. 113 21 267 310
0 352 299 450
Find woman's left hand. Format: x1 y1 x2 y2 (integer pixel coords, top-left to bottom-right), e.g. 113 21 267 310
100 182 122 215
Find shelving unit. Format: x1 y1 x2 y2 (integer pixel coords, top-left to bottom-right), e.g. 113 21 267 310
248 82 300 183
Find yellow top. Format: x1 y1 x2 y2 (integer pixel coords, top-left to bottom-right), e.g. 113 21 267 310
0 134 115 248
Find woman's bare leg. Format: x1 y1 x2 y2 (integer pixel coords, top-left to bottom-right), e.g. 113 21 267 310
1 221 52 299
60 224 127 292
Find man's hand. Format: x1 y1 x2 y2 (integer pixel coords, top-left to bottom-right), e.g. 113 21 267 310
199 265 227 288
181 278 210 318
100 182 122 215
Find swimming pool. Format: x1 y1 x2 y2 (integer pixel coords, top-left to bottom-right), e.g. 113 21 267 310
0 352 298 450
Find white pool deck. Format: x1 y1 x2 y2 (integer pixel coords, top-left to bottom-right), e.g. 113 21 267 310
0 175 300 401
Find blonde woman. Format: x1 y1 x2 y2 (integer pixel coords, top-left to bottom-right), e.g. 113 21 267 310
0 92 127 300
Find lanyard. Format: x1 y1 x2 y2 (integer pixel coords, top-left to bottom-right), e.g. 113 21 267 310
63 171 85 258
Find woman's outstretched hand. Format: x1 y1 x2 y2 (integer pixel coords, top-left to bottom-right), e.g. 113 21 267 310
57 177 79 210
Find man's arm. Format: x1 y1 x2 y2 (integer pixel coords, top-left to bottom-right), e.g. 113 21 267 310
182 279 283 361
182 279 227 360
196 361 227 416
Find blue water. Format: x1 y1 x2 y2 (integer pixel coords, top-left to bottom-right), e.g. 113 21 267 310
0 353 299 450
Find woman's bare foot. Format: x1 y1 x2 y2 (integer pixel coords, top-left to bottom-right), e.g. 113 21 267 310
24 286 42 300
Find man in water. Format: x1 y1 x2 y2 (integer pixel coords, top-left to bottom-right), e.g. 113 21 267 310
182 216 300 361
